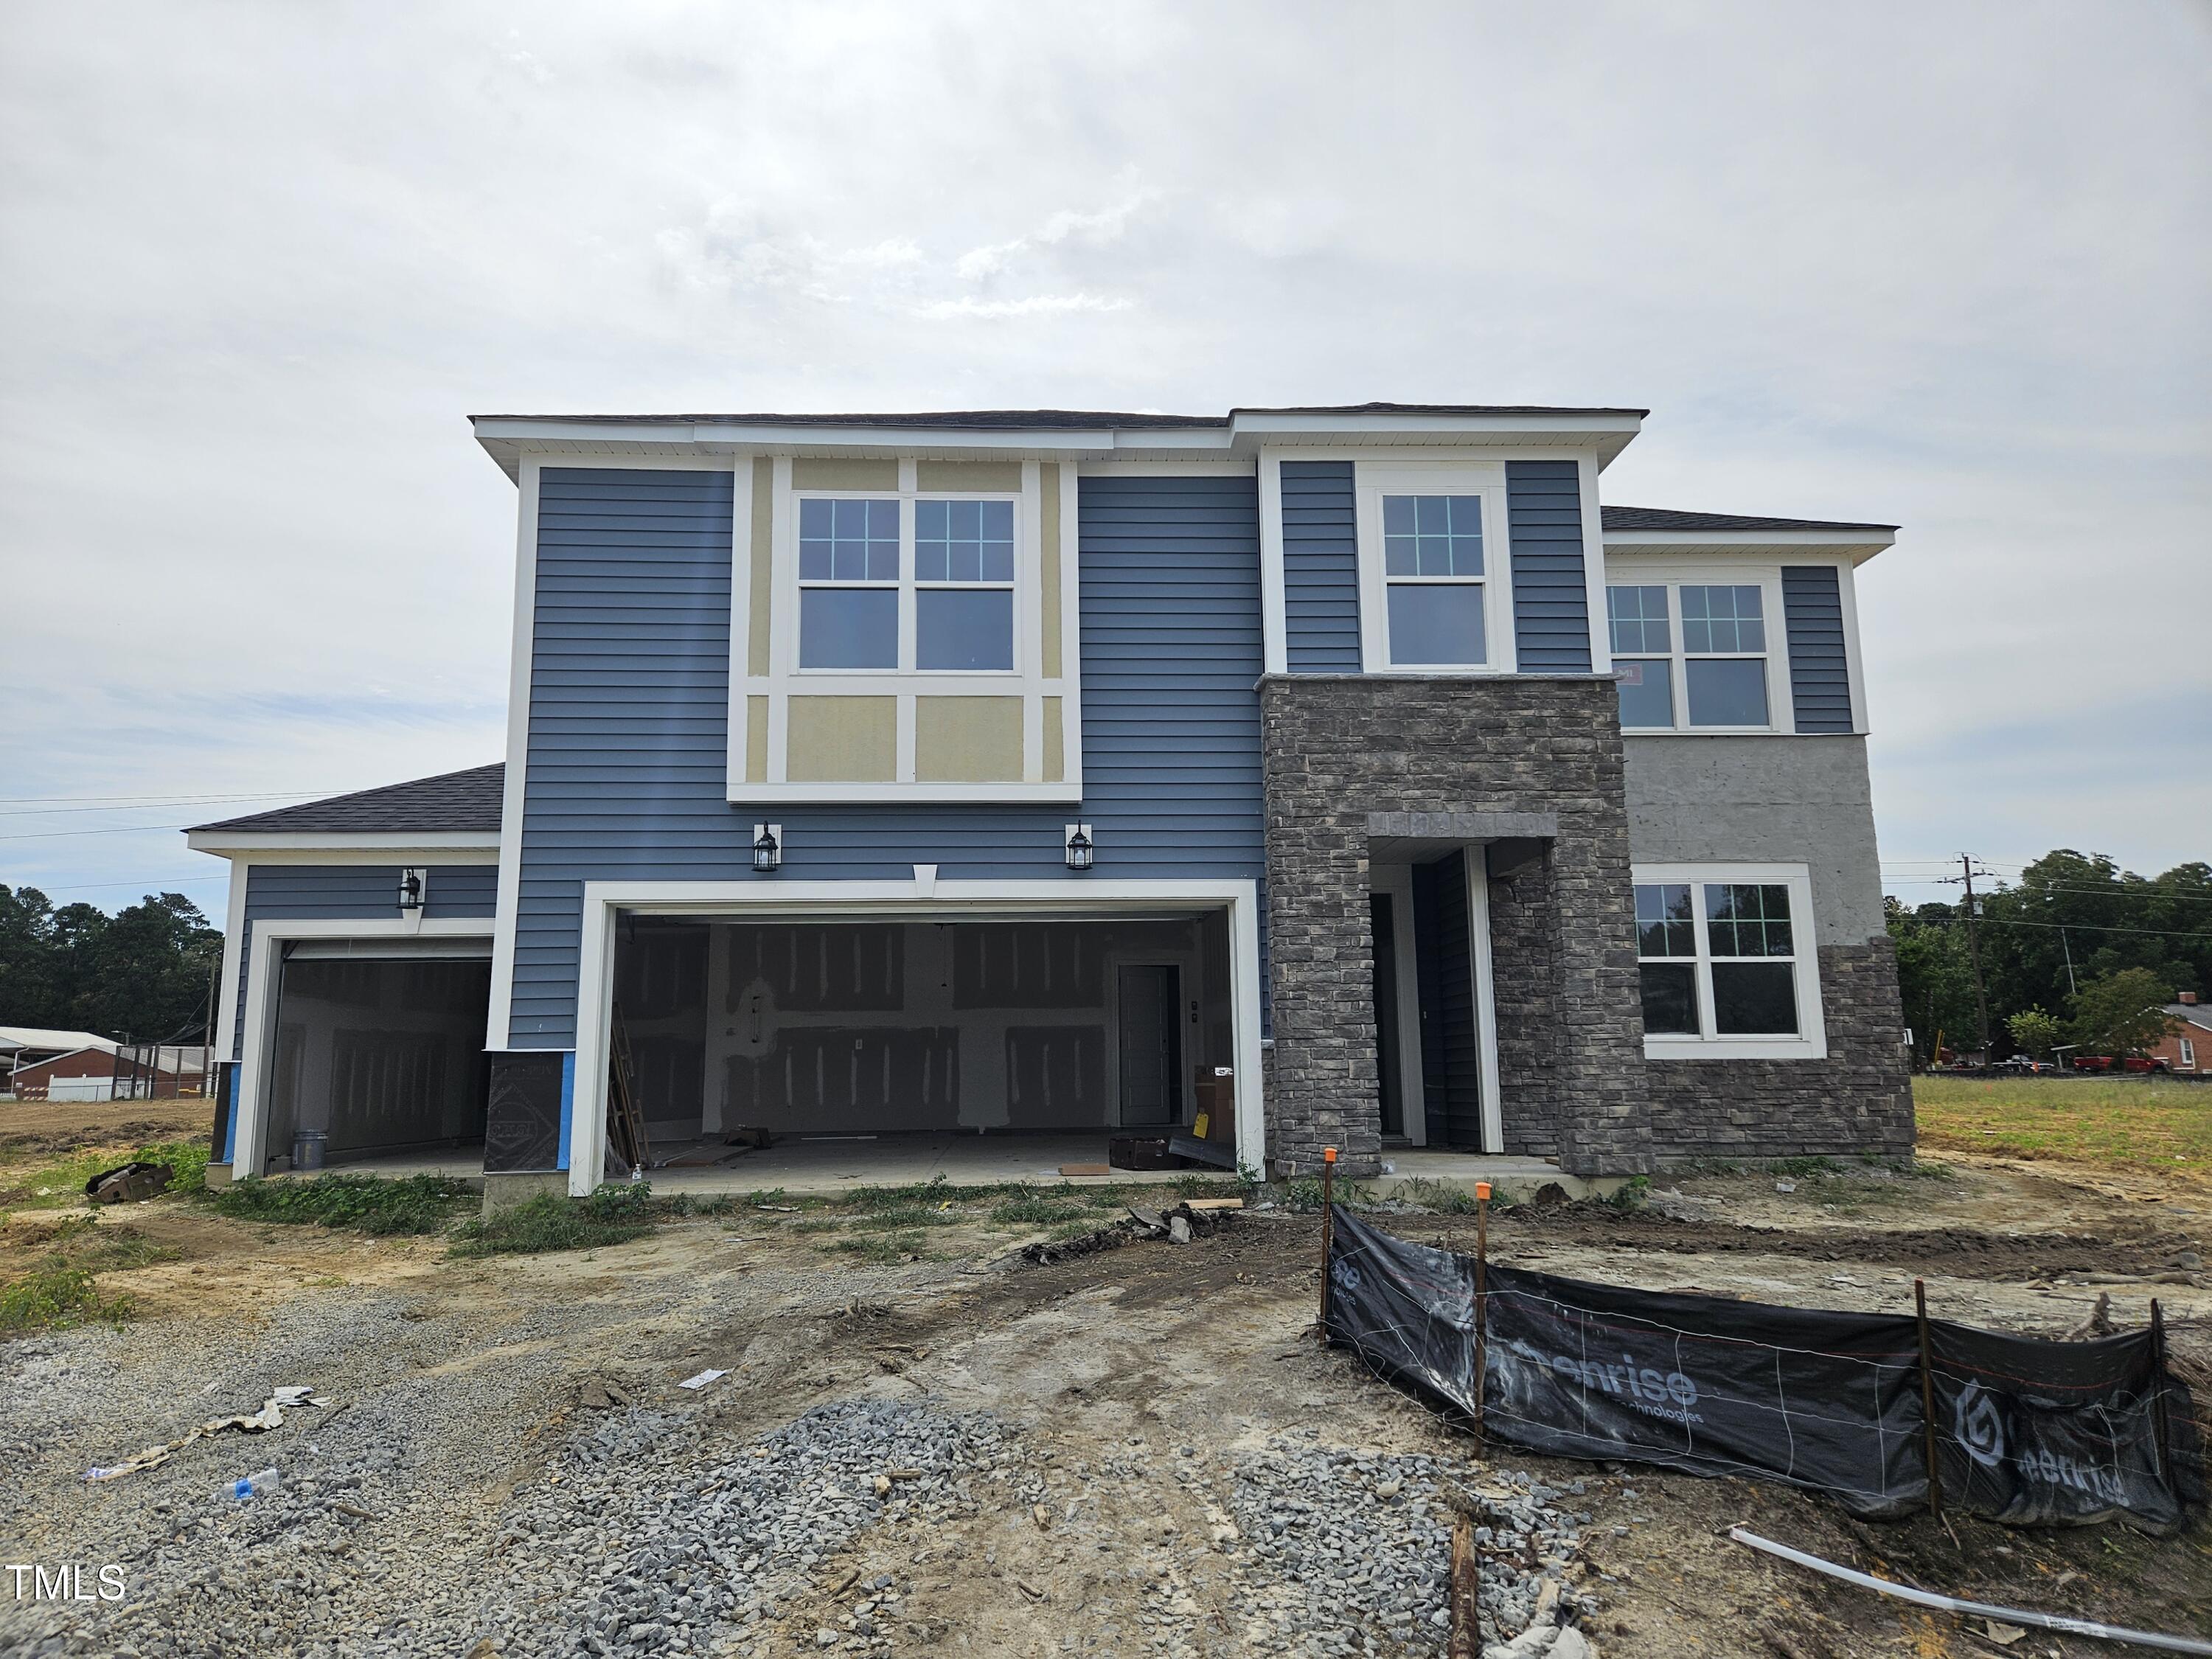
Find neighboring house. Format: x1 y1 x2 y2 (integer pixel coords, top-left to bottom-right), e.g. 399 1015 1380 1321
1 1027 120 1096
2149 993 2211 1074
187 403 1910 1199
7 1044 209 1102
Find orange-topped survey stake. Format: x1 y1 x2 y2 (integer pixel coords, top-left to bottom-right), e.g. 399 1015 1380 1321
1323 1147 1338 1164
1474 1181 1492 1202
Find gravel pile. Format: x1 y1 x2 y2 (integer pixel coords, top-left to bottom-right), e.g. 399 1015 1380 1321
1220 1431 1599 1658
466 1396 1029 1655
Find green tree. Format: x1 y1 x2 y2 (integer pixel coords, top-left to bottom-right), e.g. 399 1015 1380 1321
2005 1006 2062 1060
1885 897 1979 1062
0 886 220 1040
2067 967 2177 1058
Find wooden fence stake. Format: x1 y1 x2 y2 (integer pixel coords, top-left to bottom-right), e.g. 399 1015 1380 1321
1447 1505 1481 1658
1914 1277 1942 1518
1318 1147 1338 1344
1472 1181 1492 1444
2151 1298 2174 1486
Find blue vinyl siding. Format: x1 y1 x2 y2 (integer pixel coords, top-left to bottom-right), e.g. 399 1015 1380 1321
1503 462 1593 672
1280 462 1362 672
233 863 498 1054
508 467 1265 1048
1781 565 1854 733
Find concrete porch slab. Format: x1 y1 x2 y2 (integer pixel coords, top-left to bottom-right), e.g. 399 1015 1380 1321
1368 1151 1626 1205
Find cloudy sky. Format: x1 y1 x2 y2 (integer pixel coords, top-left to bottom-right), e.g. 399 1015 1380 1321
3 1 2206 918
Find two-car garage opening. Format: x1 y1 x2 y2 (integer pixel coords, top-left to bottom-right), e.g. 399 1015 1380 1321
606 911 1239 1166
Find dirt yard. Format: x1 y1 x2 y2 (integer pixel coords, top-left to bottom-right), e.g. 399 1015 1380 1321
1 1102 2209 1656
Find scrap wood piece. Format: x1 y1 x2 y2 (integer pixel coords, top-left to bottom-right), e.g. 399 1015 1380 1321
1727 1528 2212 1655
85 1387 324 1482
1183 1197 1245 1212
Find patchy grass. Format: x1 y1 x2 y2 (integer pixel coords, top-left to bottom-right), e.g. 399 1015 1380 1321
0 1216 173 1335
990 1196 1090 1227
1276 1175 1376 1213
824 1228 930 1263
0 1138 210 1216
449 1192 654 1257
846 1204 962 1232
1384 1176 1482 1215
1914 1076 2212 1180
207 1173 478 1236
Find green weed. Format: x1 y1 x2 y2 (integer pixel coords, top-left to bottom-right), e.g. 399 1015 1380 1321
990 1196 1089 1226
826 1229 929 1263
449 1193 653 1257
207 1173 477 1236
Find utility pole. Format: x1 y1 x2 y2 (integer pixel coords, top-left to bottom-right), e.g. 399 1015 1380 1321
1959 853 1993 1057
203 955 218 1092
2059 928 2077 998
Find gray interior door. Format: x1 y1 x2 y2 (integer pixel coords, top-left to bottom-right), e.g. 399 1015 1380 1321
1116 964 1183 1124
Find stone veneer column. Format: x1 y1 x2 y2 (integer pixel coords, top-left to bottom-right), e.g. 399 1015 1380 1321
1257 675 1653 1179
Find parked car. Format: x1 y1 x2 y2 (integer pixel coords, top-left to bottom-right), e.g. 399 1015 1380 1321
1997 1054 2056 1074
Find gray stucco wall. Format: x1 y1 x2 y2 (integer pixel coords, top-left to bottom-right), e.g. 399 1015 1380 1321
1621 735 1884 945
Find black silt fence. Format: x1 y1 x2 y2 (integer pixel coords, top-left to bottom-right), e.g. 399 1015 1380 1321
1324 1205 2204 1531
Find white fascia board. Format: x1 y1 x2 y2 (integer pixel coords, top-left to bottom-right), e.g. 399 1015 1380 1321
474 417 1119 454
1228 411 1644 462
731 782 1085 805
184 832 501 858
1604 529 1895 563
1107 428 1239 455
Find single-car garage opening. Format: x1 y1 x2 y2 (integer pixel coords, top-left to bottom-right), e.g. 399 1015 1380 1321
605 911 1238 1174
260 947 492 1173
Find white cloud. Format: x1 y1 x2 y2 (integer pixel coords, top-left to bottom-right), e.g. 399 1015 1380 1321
0 0 2205 903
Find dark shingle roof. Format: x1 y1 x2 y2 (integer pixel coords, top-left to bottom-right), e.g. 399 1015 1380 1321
1603 505 1898 534
190 764 504 835
473 400 1650 428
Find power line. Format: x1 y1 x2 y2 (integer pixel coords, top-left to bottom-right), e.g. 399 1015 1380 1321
26 875 229 895
0 795 335 819
1891 914 2212 942
0 789 342 807
0 823 198 842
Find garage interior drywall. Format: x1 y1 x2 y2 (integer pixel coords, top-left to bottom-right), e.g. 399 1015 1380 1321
264 955 491 1169
611 915 1235 1141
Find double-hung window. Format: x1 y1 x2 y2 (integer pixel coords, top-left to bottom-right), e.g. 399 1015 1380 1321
1382 495 1489 666
795 495 1018 673
798 498 900 669
916 498 1015 671
1607 578 1775 730
1633 864 1824 1057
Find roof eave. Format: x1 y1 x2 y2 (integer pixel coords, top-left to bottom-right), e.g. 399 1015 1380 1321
185 831 504 858
1603 527 1896 564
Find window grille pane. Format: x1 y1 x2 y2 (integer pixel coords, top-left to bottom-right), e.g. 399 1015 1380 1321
1385 583 1485 665
1382 495 1483 577
1615 658 1674 728
1634 883 1696 956
1607 585 1671 655
799 588 898 669
917 589 1014 671
1685 658 1769 726
1680 585 1765 653
917 497 1015 585
1712 962 1798 1034
1703 883 1794 957
1639 964 1700 1034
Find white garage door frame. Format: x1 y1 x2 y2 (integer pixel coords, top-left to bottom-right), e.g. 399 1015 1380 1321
569 877 1266 1198
233 917 495 1177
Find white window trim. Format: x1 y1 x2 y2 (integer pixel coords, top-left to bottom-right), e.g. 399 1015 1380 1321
2180 1035 2197 1070
1604 562 1788 735
1634 861 1826 1060
1353 461 1517 676
736 458 1082 803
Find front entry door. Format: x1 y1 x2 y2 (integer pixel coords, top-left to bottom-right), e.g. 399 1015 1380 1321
1116 964 1183 1125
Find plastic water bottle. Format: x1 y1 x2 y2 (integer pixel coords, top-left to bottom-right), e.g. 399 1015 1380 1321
220 1468 279 1501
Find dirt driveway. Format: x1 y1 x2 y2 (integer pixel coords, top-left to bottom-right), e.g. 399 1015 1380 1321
1 1152 2208 1657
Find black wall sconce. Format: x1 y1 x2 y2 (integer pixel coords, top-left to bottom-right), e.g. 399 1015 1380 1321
397 867 427 911
1063 823 1094 871
752 823 783 872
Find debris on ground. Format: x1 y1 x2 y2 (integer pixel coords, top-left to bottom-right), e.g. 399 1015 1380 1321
84 1160 175 1204
85 1387 326 1482
677 1368 729 1390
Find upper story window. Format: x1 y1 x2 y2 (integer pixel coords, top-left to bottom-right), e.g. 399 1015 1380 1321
1608 579 1775 731
915 499 1015 671
736 456 1081 802
1353 462 1512 674
1633 863 1824 1059
795 494 1018 674
799 498 900 669
1382 495 1488 665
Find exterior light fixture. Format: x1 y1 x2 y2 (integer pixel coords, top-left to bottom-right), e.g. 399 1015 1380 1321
1064 823 1095 871
397 868 426 911
752 823 782 873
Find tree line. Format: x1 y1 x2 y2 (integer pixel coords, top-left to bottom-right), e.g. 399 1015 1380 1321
1888 850 2212 1063
0 886 223 1046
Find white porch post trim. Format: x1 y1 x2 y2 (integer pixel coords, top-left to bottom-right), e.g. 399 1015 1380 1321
487 456 541 1050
